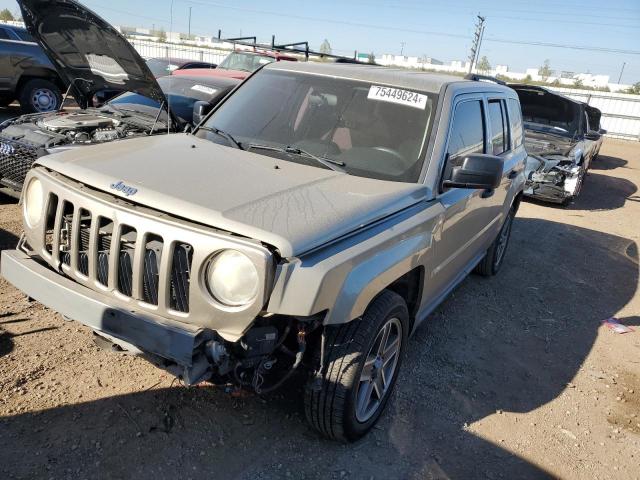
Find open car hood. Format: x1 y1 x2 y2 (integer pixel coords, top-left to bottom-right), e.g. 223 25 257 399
18 0 166 109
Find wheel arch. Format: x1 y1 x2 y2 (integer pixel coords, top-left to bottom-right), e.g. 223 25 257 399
16 69 65 93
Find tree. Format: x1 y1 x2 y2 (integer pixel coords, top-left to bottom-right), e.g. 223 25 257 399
623 82 640 95
477 56 491 74
573 77 584 88
319 39 332 55
0 8 15 21
539 59 552 81
523 74 532 84
367 52 375 64
156 27 167 42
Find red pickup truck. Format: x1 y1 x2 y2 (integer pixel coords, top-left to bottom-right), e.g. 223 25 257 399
172 49 297 80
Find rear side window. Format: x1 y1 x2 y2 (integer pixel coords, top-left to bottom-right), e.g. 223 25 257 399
0 28 11 40
488 99 508 155
443 99 485 180
507 98 524 148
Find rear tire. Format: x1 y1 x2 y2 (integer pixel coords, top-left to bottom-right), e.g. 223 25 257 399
18 79 62 113
474 207 515 276
304 290 409 441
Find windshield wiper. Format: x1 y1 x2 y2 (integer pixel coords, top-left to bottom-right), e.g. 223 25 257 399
199 126 243 149
246 143 345 172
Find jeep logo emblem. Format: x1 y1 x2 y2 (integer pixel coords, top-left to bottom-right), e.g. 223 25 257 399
110 181 138 196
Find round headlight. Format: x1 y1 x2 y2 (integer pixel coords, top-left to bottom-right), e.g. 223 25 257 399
206 250 259 306
24 178 44 228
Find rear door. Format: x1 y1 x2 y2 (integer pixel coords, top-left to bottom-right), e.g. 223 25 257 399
427 94 497 301
484 96 518 228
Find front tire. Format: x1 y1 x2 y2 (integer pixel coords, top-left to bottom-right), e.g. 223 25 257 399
474 206 515 276
304 290 409 441
18 79 62 113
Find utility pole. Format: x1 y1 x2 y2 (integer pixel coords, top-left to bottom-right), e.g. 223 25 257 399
468 15 486 74
618 62 626 84
188 7 192 38
400 41 406 56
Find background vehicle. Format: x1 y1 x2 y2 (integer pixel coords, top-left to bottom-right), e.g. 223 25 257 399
0 23 65 113
2 61 526 441
145 57 217 78
0 74 238 197
173 49 298 80
511 84 600 204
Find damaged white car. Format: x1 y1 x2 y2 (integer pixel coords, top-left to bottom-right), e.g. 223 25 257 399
511 85 602 204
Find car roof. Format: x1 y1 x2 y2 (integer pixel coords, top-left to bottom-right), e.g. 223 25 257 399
172 68 248 80
264 61 486 94
159 73 240 88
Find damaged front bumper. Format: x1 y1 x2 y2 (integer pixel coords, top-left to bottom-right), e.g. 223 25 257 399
1 248 217 383
523 154 584 204
1 248 316 388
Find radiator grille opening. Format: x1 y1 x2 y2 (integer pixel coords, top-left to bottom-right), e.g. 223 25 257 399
96 217 113 287
142 234 163 305
77 209 92 276
117 225 137 297
60 201 74 266
170 243 193 313
44 193 58 254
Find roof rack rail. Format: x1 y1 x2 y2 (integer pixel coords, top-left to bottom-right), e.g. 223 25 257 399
464 73 506 86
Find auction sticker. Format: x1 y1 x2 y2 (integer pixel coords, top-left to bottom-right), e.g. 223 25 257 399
191 85 218 95
367 85 427 109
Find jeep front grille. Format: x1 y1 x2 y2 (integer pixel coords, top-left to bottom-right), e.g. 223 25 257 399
0 139 40 190
24 169 273 341
51 202 194 313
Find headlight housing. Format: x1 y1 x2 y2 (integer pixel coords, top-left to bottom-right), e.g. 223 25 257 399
206 250 260 306
23 177 44 228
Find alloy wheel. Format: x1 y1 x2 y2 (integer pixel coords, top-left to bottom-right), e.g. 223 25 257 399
355 317 402 423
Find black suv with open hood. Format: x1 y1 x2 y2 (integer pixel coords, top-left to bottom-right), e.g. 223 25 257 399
511 84 601 204
0 0 239 198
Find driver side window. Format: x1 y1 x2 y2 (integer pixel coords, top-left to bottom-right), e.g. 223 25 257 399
443 99 486 181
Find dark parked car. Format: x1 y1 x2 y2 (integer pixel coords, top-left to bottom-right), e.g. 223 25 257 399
511 84 600 204
0 2 239 198
145 57 218 78
0 23 65 112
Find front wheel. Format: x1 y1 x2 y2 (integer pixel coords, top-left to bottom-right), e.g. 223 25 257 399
18 79 62 113
304 290 409 441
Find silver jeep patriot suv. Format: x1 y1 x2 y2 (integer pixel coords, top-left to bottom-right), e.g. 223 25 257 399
1 62 526 441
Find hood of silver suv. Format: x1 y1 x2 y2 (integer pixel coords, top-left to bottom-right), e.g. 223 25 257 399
37 135 428 257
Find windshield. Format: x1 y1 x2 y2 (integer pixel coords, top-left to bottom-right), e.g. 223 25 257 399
108 76 225 124
197 70 434 182
218 52 275 72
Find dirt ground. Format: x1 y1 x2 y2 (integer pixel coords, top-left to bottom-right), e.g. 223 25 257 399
0 138 638 480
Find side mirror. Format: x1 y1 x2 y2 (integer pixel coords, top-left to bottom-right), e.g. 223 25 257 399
599 128 607 135
192 101 213 125
443 154 504 190
585 130 601 141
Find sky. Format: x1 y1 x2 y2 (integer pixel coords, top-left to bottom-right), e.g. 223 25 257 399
3 0 639 83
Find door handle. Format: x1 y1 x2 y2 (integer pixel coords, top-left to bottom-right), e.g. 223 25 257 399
507 170 518 180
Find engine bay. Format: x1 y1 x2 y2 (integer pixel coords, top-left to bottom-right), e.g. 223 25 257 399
0 110 149 149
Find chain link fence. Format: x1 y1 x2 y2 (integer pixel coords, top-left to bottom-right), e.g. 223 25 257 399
129 39 230 66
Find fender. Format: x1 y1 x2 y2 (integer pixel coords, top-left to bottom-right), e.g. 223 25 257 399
266 201 444 324
325 229 431 325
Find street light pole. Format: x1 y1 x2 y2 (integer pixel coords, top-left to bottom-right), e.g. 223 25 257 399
188 6 192 38
618 62 626 84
